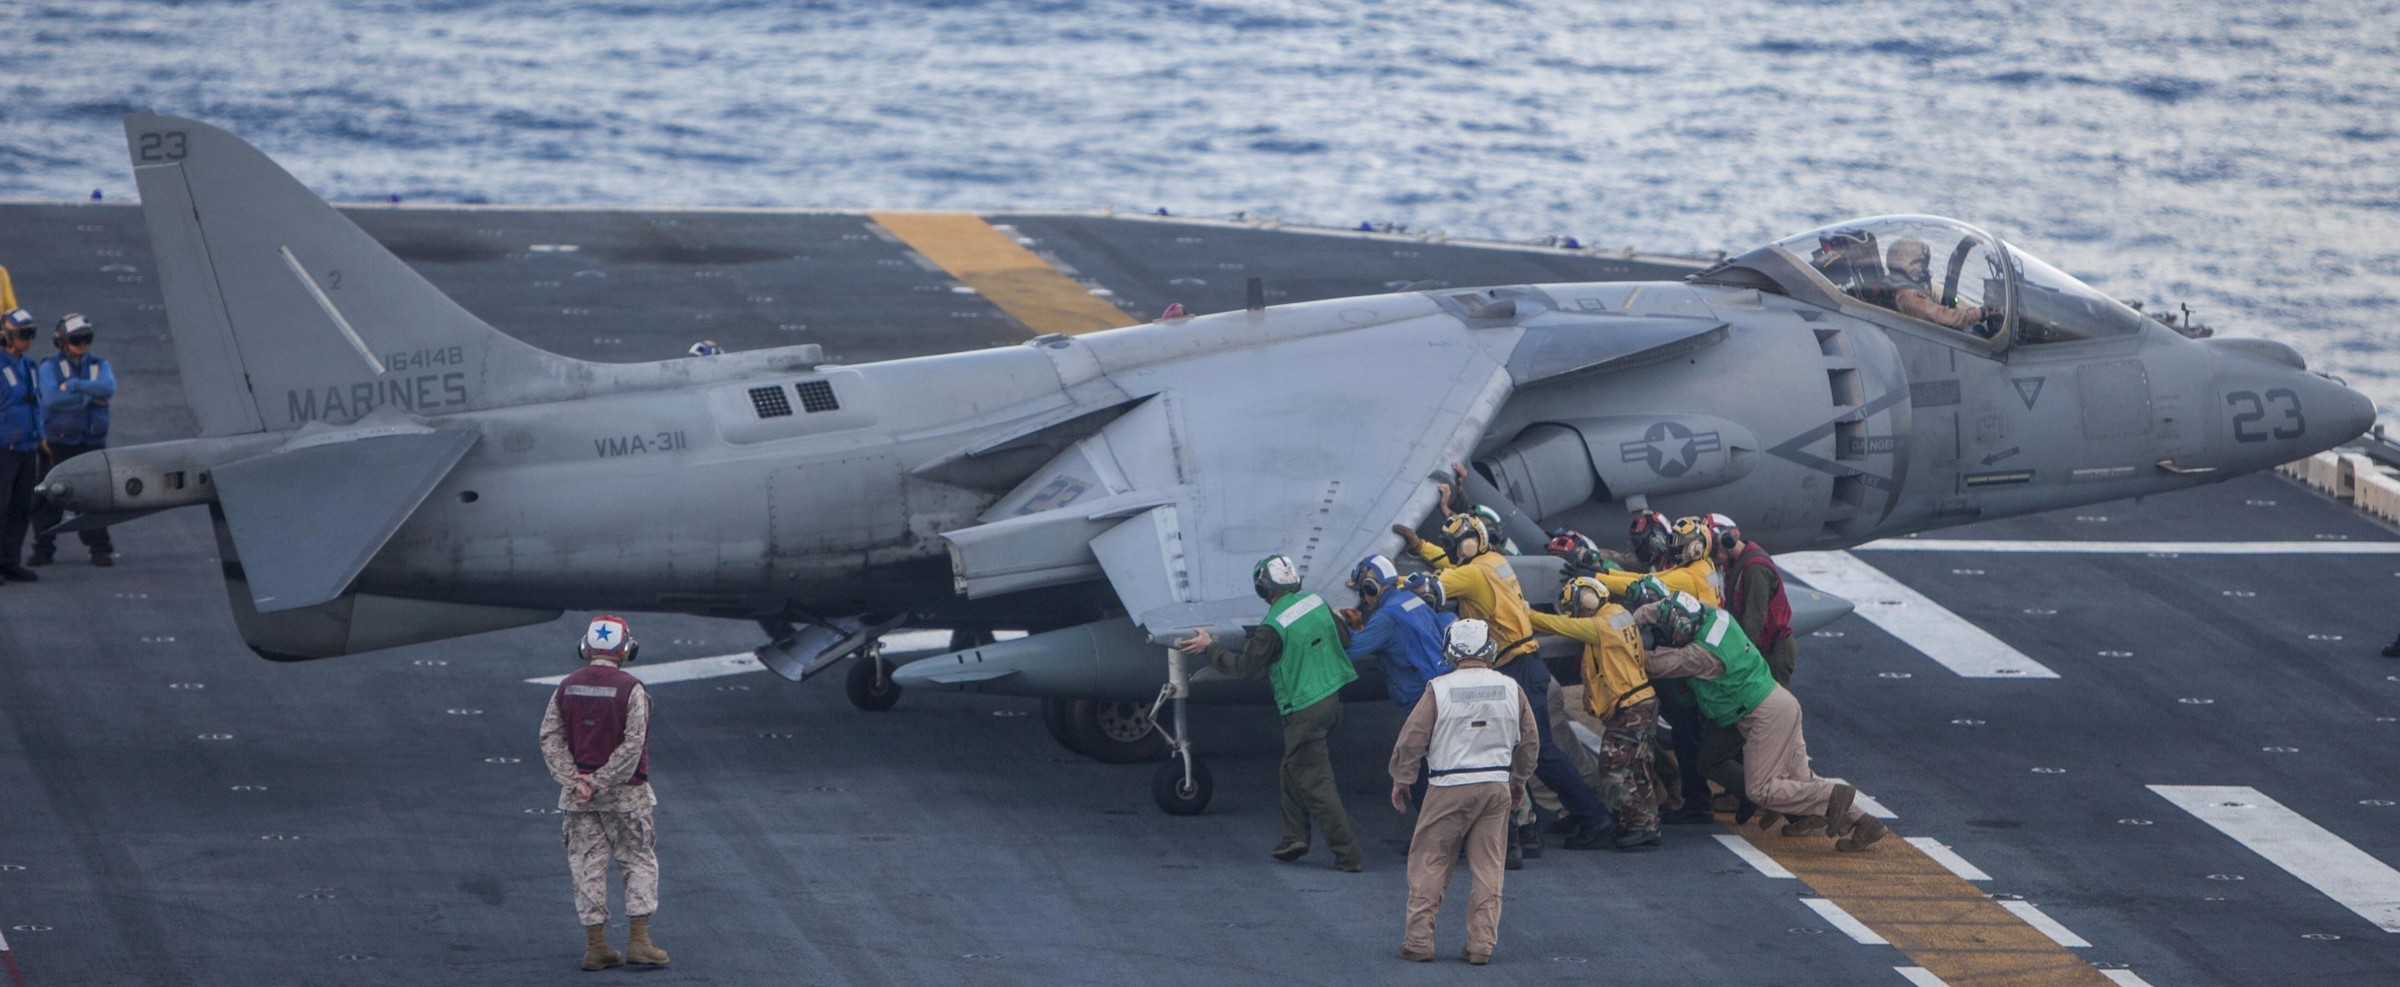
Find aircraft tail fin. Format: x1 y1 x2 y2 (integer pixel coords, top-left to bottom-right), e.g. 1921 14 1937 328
124 110 593 435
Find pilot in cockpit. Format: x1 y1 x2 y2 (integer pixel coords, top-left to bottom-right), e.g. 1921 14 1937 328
1809 229 1887 305
1883 237 1995 337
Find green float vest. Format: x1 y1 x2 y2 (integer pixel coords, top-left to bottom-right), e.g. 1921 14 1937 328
1264 591 1359 715
1689 607 1776 727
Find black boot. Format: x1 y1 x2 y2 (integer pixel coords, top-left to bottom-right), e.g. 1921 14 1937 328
2383 635 2400 658
1504 826 1524 871
1517 821 1544 859
1563 814 1618 851
1660 805 1716 825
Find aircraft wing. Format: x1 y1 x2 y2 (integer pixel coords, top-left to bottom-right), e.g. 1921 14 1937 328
942 296 1727 639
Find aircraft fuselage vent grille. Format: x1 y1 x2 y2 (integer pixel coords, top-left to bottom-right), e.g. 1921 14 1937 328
750 385 794 418
796 380 840 414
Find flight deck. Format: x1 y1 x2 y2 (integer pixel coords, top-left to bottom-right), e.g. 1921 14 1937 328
1 202 2396 986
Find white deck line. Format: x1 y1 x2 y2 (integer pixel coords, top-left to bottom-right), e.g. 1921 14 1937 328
1779 552 2059 679
1803 897 1888 944
2151 784 2400 933
1904 837 1992 881
1713 834 1795 879
1894 968 1950 987
1855 539 2400 554
527 652 765 687
2099 971 2158 987
1997 901 2091 947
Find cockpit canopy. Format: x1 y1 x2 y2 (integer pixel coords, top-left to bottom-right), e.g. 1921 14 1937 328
1696 215 2152 348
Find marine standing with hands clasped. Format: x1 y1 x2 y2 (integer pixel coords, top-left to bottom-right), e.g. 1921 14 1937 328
0 309 44 584
539 615 672 971
31 313 116 567
1176 555 1366 872
1387 618 1540 965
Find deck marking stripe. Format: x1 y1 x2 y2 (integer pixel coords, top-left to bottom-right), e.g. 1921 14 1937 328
1896 968 1952 987
1 927 23 987
1856 539 2400 554
527 652 764 687
2098 972 2157 987
1804 897 1889 943
1780 552 2060 679
1997 902 2091 948
1734 822 2117 986
1714 834 1795 878
1905 838 1992 881
867 212 1136 336
2150 784 2400 932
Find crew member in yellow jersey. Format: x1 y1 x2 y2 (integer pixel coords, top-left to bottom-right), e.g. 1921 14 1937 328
1588 516 1723 606
1394 513 1612 850
1528 576 1662 850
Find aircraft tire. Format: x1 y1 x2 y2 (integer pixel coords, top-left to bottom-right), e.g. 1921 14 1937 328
1041 698 1090 754
844 654 903 712
1152 758 1213 816
1069 698 1169 764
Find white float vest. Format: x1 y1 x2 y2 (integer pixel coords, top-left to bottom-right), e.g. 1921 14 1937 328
1424 666 1523 787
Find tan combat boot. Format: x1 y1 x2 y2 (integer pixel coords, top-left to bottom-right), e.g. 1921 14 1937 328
627 915 671 966
1822 784 1858 837
1836 815 1890 852
581 923 623 971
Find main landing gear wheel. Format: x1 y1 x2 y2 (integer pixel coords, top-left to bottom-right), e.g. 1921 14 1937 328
1067 699 1169 764
1040 698 1088 755
1152 757 1213 816
844 652 902 712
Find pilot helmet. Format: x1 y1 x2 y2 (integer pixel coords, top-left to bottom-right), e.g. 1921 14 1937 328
1253 554 1302 602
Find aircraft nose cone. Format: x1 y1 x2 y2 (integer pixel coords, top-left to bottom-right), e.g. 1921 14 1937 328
2315 374 2378 444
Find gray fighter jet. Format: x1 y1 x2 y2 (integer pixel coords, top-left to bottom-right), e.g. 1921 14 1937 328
52 113 2373 812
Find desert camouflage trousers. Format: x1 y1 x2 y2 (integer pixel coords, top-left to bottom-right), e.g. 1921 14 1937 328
564 806 658 926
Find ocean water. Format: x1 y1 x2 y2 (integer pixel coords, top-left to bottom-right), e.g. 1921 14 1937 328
5 0 2398 412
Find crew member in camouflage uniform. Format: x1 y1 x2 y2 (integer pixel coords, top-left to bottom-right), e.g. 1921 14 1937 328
538 614 671 970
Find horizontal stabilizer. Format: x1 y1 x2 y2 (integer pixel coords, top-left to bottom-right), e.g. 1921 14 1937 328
213 426 478 612
211 506 555 660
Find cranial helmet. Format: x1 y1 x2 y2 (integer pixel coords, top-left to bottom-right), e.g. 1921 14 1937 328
1347 554 1400 595
1440 513 1492 560
54 312 94 348
1546 527 1602 567
580 614 639 662
1445 618 1495 662
1704 513 1742 555
1401 570 1446 610
1628 510 1674 568
1253 554 1302 601
2 309 34 335
1655 592 1707 647
686 339 723 357
1558 576 1609 617
1671 516 1714 565
1620 574 1671 613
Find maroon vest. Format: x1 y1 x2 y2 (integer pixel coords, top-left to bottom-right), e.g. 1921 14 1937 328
556 663 648 785
1730 543 1793 652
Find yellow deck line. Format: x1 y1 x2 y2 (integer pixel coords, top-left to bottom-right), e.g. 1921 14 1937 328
868 212 1138 336
1732 820 2114 986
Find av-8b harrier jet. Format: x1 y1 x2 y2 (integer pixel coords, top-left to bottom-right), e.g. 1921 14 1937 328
52 113 2372 812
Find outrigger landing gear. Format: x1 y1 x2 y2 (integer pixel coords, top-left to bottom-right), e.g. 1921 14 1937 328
1149 643 1213 815
843 645 902 712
